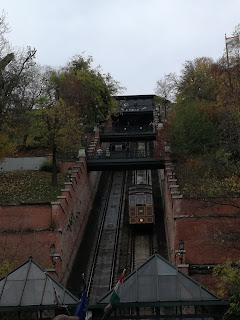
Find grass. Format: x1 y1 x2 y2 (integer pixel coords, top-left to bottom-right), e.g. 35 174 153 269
0 171 67 204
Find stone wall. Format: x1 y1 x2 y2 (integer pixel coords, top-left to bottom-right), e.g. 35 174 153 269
0 157 47 171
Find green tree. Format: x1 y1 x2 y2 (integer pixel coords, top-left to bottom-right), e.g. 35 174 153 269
0 12 39 158
27 98 82 186
166 100 219 158
67 55 122 124
213 261 240 319
177 57 219 104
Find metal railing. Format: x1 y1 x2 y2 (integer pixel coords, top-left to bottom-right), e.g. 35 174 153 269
86 149 154 160
101 125 156 134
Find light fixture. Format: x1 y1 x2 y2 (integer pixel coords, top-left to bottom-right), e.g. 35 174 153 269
50 243 56 255
68 167 72 181
50 244 56 267
179 240 184 251
178 240 185 264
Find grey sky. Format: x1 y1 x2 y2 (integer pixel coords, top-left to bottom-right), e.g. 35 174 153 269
2 0 240 95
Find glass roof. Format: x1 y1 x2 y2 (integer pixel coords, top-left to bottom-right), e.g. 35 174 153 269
98 255 221 305
0 258 79 310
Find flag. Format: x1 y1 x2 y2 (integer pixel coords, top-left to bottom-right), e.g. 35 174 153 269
74 280 88 320
225 35 240 49
44 272 64 307
104 269 126 316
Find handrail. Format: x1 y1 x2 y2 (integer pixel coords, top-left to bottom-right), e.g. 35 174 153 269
86 150 154 160
101 125 155 134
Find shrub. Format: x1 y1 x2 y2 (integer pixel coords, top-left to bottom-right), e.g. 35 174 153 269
39 160 60 173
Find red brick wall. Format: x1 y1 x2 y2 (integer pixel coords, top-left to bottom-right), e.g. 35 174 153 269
0 155 101 285
161 153 240 292
0 230 59 270
0 204 52 230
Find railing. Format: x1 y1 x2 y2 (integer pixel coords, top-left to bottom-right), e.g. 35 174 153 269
86 150 154 160
101 125 155 134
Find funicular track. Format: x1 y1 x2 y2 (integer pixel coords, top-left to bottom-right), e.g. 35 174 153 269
130 227 154 271
87 171 126 304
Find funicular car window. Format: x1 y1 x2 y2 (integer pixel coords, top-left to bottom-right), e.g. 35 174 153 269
136 194 145 204
129 194 136 206
146 194 152 205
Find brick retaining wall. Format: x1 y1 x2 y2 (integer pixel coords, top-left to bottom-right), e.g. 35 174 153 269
0 154 101 285
159 153 240 291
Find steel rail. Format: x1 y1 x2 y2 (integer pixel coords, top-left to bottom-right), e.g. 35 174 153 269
109 171 126 290
87 173 114 297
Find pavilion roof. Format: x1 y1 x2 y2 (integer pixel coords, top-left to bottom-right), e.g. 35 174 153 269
98 254 226 307
0 257 79 312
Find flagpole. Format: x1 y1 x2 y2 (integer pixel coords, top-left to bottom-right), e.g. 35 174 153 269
102 269 126 320
82 273 89 320
74 273 88 320
44 272 71 316
225 34 230 68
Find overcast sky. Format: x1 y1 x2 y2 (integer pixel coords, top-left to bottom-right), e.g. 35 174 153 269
2 0 240 95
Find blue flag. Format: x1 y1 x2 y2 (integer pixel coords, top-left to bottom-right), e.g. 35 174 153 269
74 281 88 320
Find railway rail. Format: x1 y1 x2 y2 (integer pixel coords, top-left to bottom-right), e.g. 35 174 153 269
87 171 126 304
130 227 154 271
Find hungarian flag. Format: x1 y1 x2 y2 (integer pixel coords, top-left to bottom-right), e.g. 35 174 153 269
104 269 126 317
225 35 240 49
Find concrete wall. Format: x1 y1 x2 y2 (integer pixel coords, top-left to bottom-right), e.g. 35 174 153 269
0 157 47 171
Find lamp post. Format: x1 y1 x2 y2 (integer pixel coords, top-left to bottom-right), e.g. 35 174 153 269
68 167 72 182
179 240 184 264
50 243 56 267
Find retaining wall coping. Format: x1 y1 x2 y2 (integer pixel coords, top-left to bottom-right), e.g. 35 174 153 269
1 228 56 233
169 185 179 188
171 191 180 195
57 196 69 206
165 163 172 167
72 170 80 178
64 182 75 191
174 215 189 219
70 176 78 184
172 195 183 199
175 213 240 219
52 200 67 214
177 264 189 267
169 179 177 182
61 189 72 198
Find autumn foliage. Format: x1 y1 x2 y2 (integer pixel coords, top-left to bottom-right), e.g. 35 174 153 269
159 54 240 197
